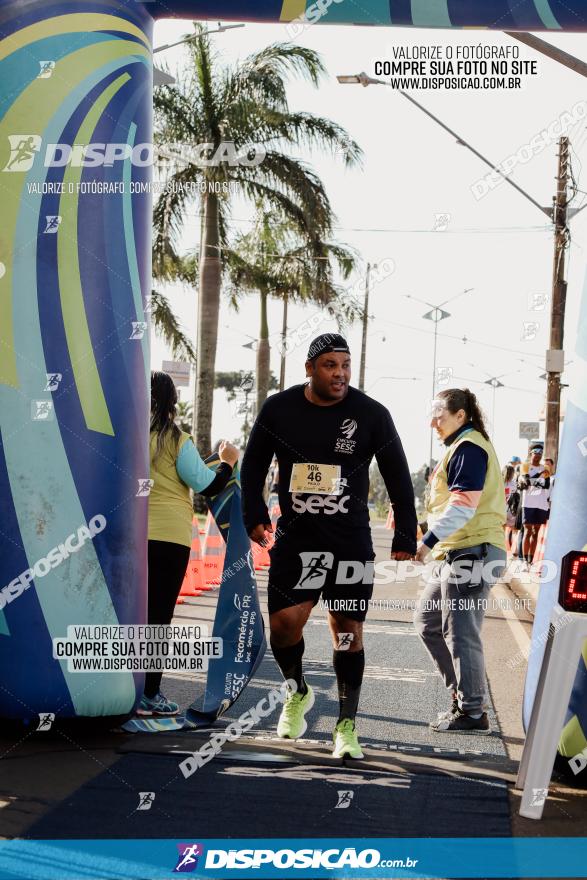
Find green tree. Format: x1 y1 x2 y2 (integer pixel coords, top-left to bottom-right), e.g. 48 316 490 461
368 464 390 519
411 462 436 516
216 370 278 444
226 209 358 412
153 27 361 455
175 400 193 433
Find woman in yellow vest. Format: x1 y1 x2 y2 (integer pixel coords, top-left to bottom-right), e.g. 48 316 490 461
414 388 506 734
138 371 239 716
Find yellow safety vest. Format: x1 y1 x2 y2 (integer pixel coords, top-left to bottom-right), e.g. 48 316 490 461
426 427 506 559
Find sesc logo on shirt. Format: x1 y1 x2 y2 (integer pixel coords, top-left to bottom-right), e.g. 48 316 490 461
334 418 357 454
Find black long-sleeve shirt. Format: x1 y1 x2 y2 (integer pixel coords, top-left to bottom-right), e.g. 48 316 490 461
241 384 417 556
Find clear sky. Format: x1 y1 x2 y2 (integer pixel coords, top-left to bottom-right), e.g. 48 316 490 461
151 18 587 472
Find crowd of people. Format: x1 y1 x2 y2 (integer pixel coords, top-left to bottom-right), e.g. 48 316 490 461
503 443 554 568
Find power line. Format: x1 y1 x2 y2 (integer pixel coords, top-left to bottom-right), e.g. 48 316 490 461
375 315 545 361
177 212 552 236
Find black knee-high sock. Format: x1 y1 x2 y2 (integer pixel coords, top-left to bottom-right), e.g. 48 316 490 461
270 637 307 695
333 649 365 723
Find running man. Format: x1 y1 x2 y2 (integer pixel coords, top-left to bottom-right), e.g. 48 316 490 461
241 333 417 759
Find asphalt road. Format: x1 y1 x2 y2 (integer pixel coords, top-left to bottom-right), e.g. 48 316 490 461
1 522 586 864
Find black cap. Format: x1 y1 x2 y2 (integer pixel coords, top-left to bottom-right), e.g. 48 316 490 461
530 441 544 452
307 333 350 362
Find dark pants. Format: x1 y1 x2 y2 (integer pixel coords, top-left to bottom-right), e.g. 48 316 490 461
144 540 190 698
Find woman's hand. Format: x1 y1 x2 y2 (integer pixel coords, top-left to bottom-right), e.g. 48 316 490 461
219 440 239 467
415 543 431 564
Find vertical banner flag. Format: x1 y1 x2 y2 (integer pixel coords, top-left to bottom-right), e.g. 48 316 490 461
185 456 266 727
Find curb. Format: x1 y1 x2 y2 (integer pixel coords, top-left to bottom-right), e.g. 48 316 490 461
501 562 539 615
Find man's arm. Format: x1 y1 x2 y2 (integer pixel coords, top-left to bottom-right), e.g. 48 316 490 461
374 408 418 556
241 402 276 535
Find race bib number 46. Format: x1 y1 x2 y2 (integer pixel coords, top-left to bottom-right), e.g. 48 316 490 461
289 463 342 495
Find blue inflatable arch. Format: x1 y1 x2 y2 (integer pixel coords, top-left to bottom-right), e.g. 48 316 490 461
0 0 586 751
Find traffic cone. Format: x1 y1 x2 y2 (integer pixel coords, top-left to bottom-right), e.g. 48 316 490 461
532 522 549 575
177 518 207 604
385 507 394 530
202 511 226 586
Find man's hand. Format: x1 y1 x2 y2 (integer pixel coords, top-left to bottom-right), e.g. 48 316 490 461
249 523 273 545
390 551 414 561
415 543 431 564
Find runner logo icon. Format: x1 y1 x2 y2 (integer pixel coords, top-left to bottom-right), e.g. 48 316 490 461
3 135 42 172
294 552 334 589
335 789 354 808
174 843 204 873
136 792 155 811
36 713 55 731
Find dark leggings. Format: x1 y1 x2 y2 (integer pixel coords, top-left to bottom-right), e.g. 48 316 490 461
144 540 190 698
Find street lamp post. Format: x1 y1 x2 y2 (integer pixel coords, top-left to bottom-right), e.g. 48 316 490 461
153 23 245 85
484 376 505 440
404 289 473 469
424 306 450 469
154 23 245 54
336 72 550 217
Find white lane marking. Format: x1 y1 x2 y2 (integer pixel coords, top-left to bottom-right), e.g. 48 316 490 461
493 583 532 657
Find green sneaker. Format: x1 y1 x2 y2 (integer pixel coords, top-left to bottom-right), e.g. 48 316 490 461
332 718 364 759
276 683 315 739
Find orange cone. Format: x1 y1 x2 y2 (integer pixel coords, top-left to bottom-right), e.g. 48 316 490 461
177 517 207 604
202 511 226 586
532 522 549 576
385 507 394 530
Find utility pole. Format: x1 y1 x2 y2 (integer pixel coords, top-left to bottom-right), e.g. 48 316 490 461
545 137 570 467
359 263 371 391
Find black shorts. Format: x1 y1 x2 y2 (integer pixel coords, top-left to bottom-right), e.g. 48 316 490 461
522 507 548 526
267 546 375 622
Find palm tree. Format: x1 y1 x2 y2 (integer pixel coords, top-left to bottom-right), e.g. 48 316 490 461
226 209 360 411
175 400 193 433
151 251 197 362
153 27 361 455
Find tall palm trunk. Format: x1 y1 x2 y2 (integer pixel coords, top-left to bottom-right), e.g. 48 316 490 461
194 191 221 456
256 287 270 413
